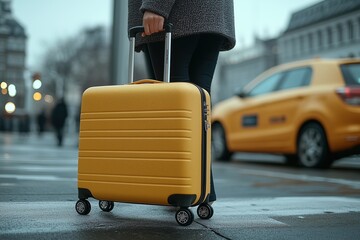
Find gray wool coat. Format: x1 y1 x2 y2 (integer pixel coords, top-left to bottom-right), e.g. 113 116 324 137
128 0 236 52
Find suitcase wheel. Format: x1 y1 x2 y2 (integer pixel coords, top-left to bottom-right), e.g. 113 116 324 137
175 208 194 226
99 201 114 212
197 203 214 220
75 199 91 215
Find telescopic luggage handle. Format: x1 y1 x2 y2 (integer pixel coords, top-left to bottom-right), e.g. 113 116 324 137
128 23 173 84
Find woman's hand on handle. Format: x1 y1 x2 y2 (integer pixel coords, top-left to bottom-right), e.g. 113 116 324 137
142 11 164 36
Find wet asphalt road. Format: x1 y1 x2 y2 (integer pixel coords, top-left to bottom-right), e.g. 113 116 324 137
0 132 360 239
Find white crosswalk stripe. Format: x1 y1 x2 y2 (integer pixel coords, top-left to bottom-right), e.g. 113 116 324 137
0 174 77 181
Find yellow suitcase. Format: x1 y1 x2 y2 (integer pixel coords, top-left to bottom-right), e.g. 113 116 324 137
75 25 213 226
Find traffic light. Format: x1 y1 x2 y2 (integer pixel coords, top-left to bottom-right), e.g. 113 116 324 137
32 72 42 101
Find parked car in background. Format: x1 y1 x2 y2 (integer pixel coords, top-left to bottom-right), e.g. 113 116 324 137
212 59 360 168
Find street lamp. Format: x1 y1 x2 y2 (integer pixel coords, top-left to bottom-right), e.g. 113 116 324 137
5 102 16 114
1 81 7 89
1 81 7 95
8 84 16 97
44 94 54 103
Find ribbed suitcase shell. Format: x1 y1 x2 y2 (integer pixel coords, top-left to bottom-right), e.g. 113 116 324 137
78 81 211 207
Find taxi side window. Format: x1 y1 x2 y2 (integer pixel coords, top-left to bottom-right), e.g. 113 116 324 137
341 64 360 86
278 67 312 91
248 73 283 97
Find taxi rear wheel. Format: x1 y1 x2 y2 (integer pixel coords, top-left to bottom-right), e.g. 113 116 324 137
212 123 233 161
297 122 332 168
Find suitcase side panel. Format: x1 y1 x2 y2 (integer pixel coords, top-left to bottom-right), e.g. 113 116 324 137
78 82 209 206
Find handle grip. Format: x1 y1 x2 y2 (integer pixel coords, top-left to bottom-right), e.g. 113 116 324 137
129 26 144 38
128 24 173 38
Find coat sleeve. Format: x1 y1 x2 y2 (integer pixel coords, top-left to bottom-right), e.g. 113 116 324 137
140 0 176 19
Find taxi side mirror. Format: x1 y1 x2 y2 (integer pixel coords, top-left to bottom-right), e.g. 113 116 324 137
235 89 247 98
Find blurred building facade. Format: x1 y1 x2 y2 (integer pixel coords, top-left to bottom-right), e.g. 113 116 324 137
214 0 360 103
0 0 27 111
278 0 360 63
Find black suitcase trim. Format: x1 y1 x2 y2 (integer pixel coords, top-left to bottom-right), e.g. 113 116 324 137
168 194 197 207
78 188 93 199
193 85 209 206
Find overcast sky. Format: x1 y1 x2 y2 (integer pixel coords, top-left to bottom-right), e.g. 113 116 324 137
12 0 322 69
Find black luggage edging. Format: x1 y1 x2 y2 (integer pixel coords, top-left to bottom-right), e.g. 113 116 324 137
78 188 93 199
193 85 209 206
168 194 197 207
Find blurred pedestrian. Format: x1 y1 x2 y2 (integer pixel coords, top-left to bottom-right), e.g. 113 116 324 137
36 109 47 136
51 98 68 146
128 0 236 203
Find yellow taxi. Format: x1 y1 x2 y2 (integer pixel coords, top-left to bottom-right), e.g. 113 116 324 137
212 59 360 168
